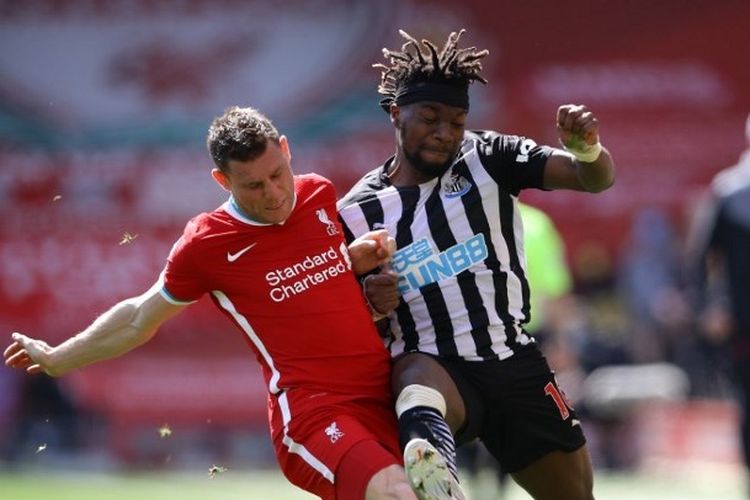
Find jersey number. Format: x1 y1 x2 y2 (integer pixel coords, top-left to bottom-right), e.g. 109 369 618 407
544 381 572 420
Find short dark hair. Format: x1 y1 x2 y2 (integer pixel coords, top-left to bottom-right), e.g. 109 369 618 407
206 106 280 172
374 29 488 107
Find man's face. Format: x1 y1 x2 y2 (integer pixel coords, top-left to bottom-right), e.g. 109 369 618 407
213 136 296 224
394 101 467 178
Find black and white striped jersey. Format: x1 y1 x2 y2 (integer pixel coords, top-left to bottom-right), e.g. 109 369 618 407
337 129 554 361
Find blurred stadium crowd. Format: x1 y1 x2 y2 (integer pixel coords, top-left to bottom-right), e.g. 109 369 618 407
1 0 750 483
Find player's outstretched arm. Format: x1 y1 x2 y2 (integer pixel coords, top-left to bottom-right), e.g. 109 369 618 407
543 104 616 193
347 229 397 275
3 282 187 377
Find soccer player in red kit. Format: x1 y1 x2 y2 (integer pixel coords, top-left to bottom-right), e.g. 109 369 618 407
4 107 454 499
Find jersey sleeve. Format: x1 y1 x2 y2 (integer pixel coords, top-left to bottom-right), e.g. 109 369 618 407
160 227 205 305
475 130 553 195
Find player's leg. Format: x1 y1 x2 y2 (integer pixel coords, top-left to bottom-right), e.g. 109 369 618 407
270 394 407 500
338 438 466 499
365 464 416 499
334 398 460 500
510 446 594 500
392 352 467 498
336 439 417 499
478 347 592 500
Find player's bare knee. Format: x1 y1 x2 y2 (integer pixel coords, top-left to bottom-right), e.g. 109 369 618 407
392 353 446 390
393 355 459 400
565 478 594 500
365 464 416 500
568 483 595 500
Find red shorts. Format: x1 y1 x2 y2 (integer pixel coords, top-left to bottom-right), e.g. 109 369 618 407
270 391 402 499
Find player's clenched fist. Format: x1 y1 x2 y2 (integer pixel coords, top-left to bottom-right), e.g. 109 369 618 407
348 229 397 275
556 104 602 163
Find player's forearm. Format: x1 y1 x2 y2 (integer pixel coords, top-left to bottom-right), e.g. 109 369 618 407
576 146 615 193
47 298 158 376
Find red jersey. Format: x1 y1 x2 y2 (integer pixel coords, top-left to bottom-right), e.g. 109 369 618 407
161 174 391 409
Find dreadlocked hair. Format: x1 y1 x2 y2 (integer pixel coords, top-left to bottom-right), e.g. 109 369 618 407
374 29 489 99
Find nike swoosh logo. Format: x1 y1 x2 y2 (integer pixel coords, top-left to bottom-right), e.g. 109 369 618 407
227 243 257 262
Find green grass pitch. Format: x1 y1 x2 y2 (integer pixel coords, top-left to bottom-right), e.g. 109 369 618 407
0 464 745 500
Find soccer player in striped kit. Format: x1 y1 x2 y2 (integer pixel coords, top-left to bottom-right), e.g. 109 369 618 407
338 29 615 500
4 106 454 500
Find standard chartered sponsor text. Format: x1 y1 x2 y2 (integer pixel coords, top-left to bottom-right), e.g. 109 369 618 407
266 246 348 302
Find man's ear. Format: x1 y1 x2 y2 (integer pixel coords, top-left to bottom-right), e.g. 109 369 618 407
211 168 231 192
279 135 291 162
389 104 401 128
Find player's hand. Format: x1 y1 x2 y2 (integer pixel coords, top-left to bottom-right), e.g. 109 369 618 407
556 104 599 153
3 332 54 375
348 229 396 275
363 269 400 317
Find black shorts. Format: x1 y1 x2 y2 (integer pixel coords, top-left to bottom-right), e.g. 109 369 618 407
431 344 586 473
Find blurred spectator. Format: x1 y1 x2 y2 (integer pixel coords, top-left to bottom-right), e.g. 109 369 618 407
617 208 691 364
1 375 84 466
686 113 750 494
569 240 637 471
0 367 22 459
571 241 630 376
